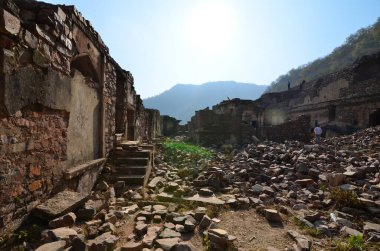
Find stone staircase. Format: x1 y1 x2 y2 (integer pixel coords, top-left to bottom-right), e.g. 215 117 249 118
110 141 154 189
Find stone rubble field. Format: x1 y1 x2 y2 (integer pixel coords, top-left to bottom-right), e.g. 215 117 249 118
8 126 380 251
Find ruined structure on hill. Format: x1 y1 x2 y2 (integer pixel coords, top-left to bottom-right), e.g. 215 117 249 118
189 52 380 146
0 0 170 234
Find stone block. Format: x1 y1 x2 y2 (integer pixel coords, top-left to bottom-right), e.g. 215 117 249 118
0 8 20 35
35 240 66 251
33 190 88 221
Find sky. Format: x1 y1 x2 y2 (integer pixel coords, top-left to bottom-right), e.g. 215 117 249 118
43 0 380 98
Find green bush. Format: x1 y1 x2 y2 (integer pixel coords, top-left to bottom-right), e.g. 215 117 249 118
330 188 361 208
162 140 212 179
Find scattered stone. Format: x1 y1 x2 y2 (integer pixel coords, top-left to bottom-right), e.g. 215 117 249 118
199 188 214 197
135 222 148 236
96 181 109 191
327 173 346 187
155 237 180 251
142 226 160 248
148 177 164 189
199 215 212 229
363 222 380 237
49 212 76 229
87 232 119 251
264 209 282 223
48 227 78 243
288 230 312 251
35 240 66 251
159 228 181 238
340 226 363 237
119 241 143 251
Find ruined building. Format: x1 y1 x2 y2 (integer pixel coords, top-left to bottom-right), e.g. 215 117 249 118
189 52 380 146
188 99 260 146
0 0 164 234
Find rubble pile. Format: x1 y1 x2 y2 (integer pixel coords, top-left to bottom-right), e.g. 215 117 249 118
146 126 380 249
5 126 380 250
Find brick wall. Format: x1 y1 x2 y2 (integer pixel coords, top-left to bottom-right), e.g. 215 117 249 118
0 0 154 234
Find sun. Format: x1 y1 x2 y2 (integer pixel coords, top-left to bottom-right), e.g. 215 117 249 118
186 1 237 55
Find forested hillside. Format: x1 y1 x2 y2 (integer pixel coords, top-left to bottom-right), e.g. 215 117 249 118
266 17 380 92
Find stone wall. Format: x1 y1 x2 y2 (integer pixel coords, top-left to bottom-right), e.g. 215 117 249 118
188 99 260 146
146 108 162 140
161 115 181 137
263 115 311 143
0 0 157 234
188 53 380 145
287 53 380 129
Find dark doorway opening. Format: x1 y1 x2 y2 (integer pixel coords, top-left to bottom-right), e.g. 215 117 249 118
328 105 336 121
127 108 135 140
115 77 125 134
369 109 380 127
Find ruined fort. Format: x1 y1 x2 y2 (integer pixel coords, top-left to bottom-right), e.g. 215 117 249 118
1 0 380 250
189 52 380 146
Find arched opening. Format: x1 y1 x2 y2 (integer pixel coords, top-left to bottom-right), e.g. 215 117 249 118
70 53 99 83
369 109 380 127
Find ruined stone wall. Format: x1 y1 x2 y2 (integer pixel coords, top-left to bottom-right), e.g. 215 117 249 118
0 0 148 234
188 99 259 146
135 95 148 141
146 108 162 140
263 115 311 143
188 53 380 145
287 53 380 128
0 106 68 231
162 115 181 137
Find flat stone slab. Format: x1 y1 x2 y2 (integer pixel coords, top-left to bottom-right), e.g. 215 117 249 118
63 158 106 180
33 190 88 220
185 194 225 205
35 240 66 251
157 192 225 205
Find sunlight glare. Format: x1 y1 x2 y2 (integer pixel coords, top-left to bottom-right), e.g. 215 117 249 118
187 1 237 56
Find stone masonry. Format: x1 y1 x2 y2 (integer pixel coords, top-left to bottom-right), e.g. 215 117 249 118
0 0 161 234
189 53 380 146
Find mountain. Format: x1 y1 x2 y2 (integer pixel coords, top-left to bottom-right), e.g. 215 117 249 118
143 81 267 124
266 17 380 93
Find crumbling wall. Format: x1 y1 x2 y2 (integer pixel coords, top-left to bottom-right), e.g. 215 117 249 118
135 95 148 141
288 53 380 128
188 53 380 145
146 108 162 140
162 115 181 137
0 105 68 232
188 99 260 146
0 0 149 234
264 115 311 143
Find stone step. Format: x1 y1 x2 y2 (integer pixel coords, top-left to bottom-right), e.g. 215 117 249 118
115 175 145 186
114 165 147 175
113 157 149 165
111 149 151 158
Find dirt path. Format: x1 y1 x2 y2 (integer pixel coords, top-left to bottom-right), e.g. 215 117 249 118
218 209 298 251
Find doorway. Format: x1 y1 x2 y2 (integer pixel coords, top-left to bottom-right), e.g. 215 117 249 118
369 109 380 127
127 108 135 140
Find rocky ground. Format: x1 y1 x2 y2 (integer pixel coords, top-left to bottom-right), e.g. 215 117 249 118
5 126 380 251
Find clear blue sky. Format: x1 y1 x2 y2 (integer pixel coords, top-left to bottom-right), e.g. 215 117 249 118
44 0 380 98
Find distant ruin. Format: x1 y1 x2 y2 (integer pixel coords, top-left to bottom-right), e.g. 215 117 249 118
189 52 380 146
0 0 179 234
